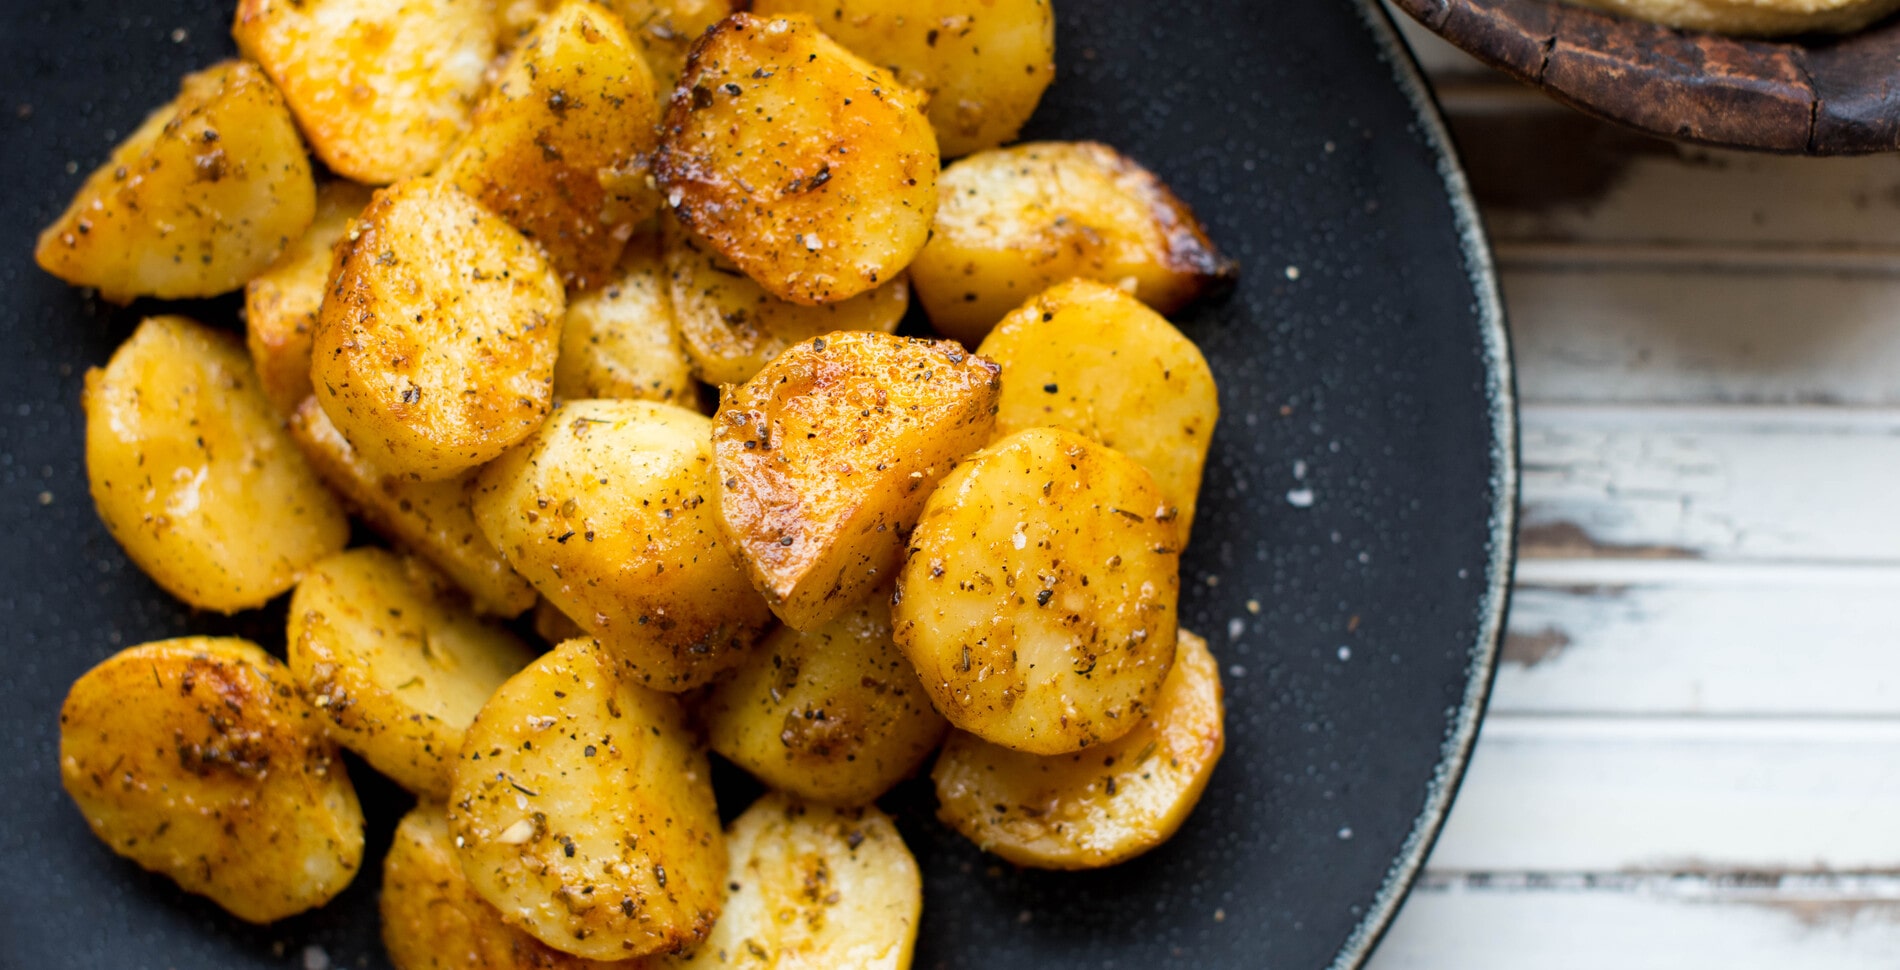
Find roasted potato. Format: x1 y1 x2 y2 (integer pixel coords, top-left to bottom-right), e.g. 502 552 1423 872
911 141 1236 344
246 181 374 416
289 399 539 617
59 637 364 923
892 427 1180 755
313 178 565 481
666 224 909 387
85 316 349 613
655 13 939 306
35 60 315 305
712 331 1001 632
556 233 697 404
662 794 920 970
500 0 737 92
705 589 946 806
234 0 497 184
473 399 771 690
979 279 1219 538
933 629 1224 868
289 549 538 798
442 0 663 289
450 637 726 961
751 0 1055 158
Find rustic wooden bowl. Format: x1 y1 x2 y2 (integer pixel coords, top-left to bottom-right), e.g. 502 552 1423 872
1391 0 1900 154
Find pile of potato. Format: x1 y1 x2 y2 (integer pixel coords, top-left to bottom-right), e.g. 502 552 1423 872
42 0 1236 965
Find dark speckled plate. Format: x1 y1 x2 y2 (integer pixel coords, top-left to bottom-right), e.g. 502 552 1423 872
0 1 1515 967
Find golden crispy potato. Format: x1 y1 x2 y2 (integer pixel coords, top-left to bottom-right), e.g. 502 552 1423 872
655 13 938 306
980 279 1219 538
289 399 538 617
450 637 726 961
443 0 663 289
246 181 374 416
911 141 1236 344
893 427 1180 755
712 331 1001 632
234 0 497 184
59 637 364 923
556 233 697 404
666 223 909 387
661 795 919 969
289 549 538 798
751 0 1055 158
85 316 349 613
35 60 315 305
313 178 565 481
933 629 1224 868
474 400 771 690
705 589 946 806
499 0 736 92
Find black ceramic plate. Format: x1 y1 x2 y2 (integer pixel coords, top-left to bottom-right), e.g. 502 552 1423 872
0 2 1515 967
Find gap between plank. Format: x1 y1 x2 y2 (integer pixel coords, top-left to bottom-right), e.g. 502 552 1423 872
1479 713 1900 742
1496 240 1900 276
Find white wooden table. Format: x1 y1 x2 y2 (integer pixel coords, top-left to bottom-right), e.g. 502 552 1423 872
1366 16 1900 967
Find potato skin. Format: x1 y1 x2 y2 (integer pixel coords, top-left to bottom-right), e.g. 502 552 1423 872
473 399 772 690
979 279 1220 538
655 13 939 306
705 589 947 805
450 637 726 961
234 0 498 184
712 331 1002 631
247 182 374 416
59 637 365 923
893 427 1181 755
933 629 1224 869
555 233 697 405
911 141 1237 344
751 0 1056 158
35 60 315 304
313 178 565 481
443 0 663 289
85 316 350 613
289 549 538 798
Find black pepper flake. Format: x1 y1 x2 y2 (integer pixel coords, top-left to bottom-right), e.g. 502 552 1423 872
778 536 794 546
811 337 826 351
557 530 576 543
584 744 597 757
655 865 667 887
1036 589 1053 606
722 82 742 96
1043 383 1059 393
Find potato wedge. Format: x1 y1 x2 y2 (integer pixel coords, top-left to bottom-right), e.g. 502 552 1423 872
59 637 364 923
979 279 1219 538
35 60 315 304
705 589 946 805
247 181 374 416
474 399 771 690
911 141 1236 344
443 0 663 289
751 0 1055 158
933 629 1224 868
666 223 909 387
655 13 938 306
313 178 565 481
289 549 538 798
234 0 497 184
450 637 726 960
892 427 1180 755
712 331 1001 632
662 794 920 970
85 316 349 613
556 233 697 404
289 399 537 617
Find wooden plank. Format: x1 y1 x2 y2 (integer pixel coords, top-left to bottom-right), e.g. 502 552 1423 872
1388 2 1495 77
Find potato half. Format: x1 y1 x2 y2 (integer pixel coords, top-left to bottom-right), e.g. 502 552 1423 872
933 629 1224 869
911 141 1236 343
893 427 1181 755
59 637 364 923
655 13 938 306
313 178 565 481
449 637 726 961
289 549 538 798
661 794 920 970
246 181 374 416
556 232 698 405
712 331 1001 632
85 316 349 613
35 60 315 304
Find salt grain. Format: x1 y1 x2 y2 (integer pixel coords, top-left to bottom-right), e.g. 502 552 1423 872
1285 488 1314 508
